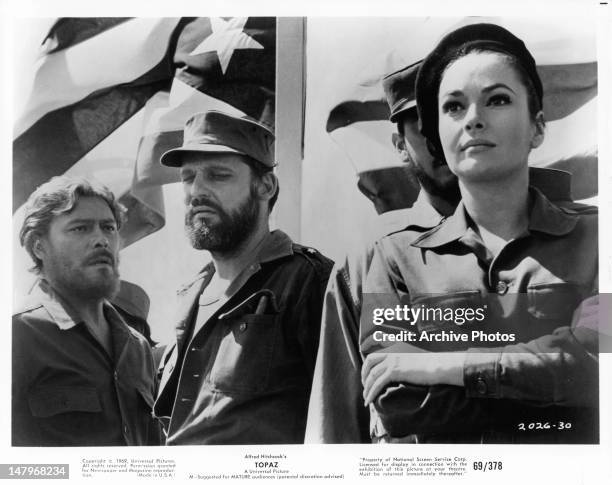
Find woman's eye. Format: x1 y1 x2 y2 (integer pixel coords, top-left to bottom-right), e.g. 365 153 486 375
71 226 87 232
488 94 511 106
441 100 463 114
103 224 117 233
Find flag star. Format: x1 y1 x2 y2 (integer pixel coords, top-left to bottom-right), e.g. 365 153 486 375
189 17 264 74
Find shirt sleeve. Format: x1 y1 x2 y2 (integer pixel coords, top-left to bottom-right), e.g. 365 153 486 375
305 257 371 443
363 243 499 437
463 294 599 407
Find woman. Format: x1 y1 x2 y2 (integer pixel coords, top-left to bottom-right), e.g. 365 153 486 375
360 23 598 443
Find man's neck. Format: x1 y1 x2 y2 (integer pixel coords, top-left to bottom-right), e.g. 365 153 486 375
210 224 271 283
423 191 457 218
48 282 107 329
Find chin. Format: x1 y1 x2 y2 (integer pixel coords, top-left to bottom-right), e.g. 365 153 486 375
78 272 120 300
453 158 492 180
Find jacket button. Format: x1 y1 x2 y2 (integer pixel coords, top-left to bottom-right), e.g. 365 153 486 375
496 281 509 295
476 377 488 395
239 322 247 332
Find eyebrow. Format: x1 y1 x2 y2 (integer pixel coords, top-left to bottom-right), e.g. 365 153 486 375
441 83 516 98
483 83 516 94
67 218 117 225
182 163 235 173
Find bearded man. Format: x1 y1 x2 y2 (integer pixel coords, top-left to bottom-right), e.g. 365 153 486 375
153 111 332 445
13 177 159 446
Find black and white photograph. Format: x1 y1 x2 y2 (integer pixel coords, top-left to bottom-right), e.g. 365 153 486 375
3 0 611 483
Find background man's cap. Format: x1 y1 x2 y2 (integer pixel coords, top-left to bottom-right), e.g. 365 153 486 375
160 110 275 168
382 60 421 123
110 280 150 321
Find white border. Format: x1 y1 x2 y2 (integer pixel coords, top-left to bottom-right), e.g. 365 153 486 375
2 1 610 484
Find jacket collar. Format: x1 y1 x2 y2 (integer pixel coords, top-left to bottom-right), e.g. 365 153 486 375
178 230 294 292
412 187 579 249
253 229 294 264
377 190 445 236
173 230 295 346
31 279 127 335
404 190 446 231
32 279 80 330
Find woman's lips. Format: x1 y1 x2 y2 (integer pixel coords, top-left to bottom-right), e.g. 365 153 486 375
460 139 496 151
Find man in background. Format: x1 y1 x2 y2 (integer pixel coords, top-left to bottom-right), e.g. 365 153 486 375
306 61 461 443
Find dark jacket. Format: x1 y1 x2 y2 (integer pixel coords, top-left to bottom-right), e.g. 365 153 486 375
12 281 159 446
154 230 333 445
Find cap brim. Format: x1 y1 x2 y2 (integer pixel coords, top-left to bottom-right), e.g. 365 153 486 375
389 100 417 123
160 144 245 167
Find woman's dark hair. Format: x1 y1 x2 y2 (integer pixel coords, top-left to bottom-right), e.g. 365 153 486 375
416 23 544 160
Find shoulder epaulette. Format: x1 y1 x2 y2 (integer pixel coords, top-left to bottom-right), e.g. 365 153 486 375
292 244 334 275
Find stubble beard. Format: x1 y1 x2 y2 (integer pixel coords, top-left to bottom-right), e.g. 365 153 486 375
44 256 121 302
411 158 462 206
185 186 261 254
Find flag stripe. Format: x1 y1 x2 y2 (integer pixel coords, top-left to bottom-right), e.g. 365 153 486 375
326 100 389 133
42 18 132 54
15 17 181 138
13 81 166 210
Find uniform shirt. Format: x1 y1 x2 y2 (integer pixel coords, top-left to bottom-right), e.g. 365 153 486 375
305 191 444 443
12 280 159 446
306 188 598 444
154 230 333 445
365 188 598 443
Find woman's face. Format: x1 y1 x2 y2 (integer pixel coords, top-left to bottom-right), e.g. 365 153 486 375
437 51 543 183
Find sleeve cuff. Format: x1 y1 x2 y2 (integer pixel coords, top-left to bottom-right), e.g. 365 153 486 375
463 351 502 398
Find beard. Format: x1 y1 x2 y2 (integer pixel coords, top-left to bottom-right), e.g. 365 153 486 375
185 185 261 253
44 251 121 302
410 158 462 206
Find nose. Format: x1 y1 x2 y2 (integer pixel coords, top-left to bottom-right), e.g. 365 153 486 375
464 103 485 132
92 225 110 248
185 170 213 204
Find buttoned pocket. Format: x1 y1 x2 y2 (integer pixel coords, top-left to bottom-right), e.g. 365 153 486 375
210 313 278 394
527 283 583 323
410 291 486 351
412 291 485 332
28 386 101 417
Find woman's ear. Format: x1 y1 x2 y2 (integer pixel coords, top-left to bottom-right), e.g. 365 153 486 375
530 111 546 149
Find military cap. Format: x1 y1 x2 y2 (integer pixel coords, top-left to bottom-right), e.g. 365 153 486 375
416 23 544 159
111 280 150 321
161 110 275 168
382 60 421 122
